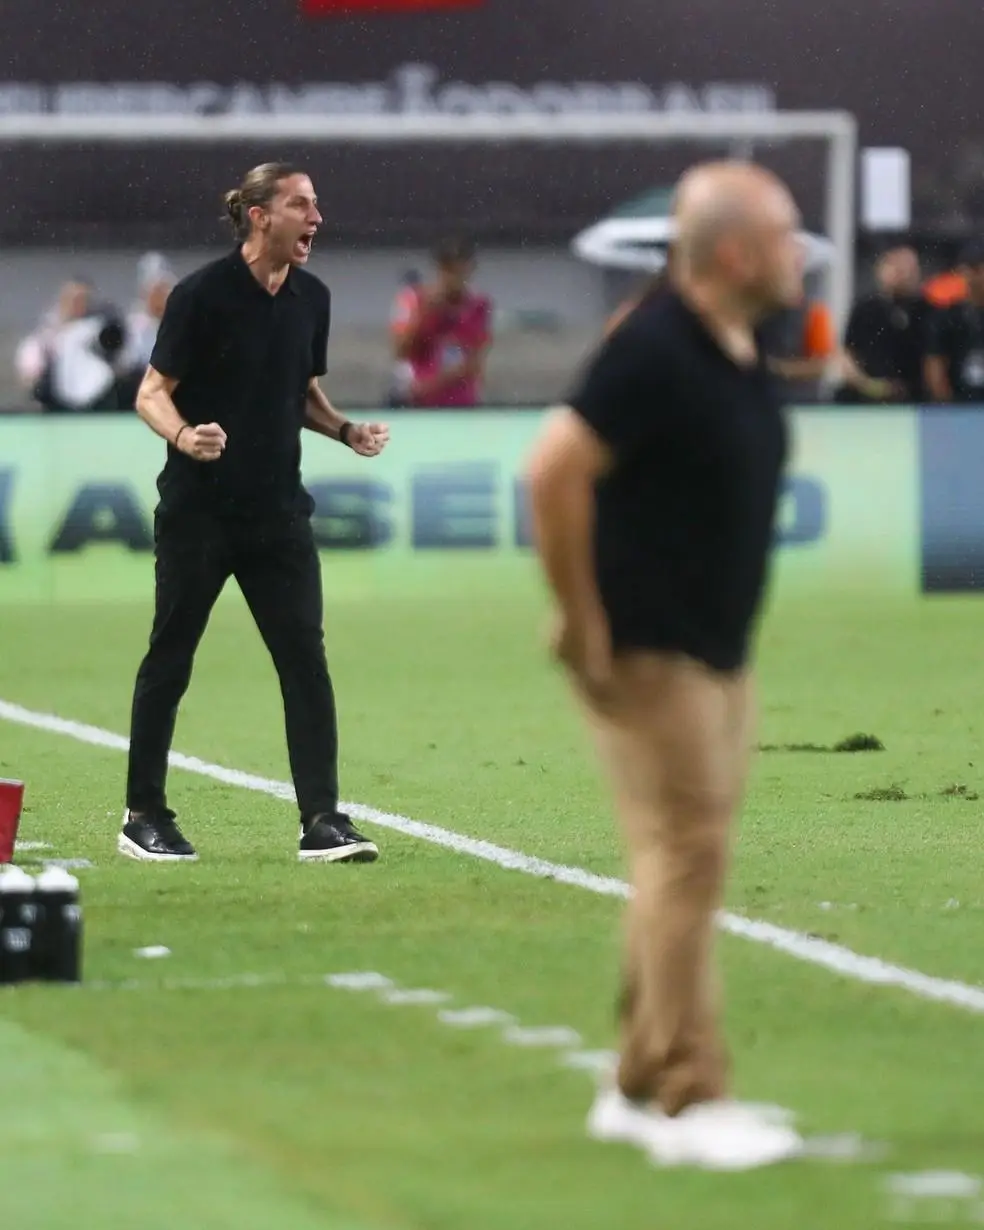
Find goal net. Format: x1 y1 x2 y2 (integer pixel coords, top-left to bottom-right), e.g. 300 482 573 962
0 110 856 329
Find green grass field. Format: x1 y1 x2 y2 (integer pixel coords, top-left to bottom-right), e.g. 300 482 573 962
2 564 984 1229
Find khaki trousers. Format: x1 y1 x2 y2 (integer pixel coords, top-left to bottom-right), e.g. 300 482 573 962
575 651 753 1116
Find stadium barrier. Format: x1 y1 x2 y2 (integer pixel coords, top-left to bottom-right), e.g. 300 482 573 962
0 408 979 602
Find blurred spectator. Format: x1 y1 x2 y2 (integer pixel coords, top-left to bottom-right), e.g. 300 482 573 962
15 278 129 413
925 239 984 403
117 253 175 407
760 291 837 403
387 268 422 407
390 237 492 408
13 278 92 399
835 245 928 403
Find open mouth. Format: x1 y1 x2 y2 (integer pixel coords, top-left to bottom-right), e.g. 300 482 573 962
295 231 316 258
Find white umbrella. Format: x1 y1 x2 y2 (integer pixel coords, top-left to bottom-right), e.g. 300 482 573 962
572 187 835 274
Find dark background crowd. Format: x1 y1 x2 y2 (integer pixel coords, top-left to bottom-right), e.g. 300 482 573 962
4 236 984 414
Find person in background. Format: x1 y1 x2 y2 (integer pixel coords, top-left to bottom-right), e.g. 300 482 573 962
117 254 175 407
17 278 128 414
925 239 984 404
836 245 928 404
759 283 837 404
391 237 492 408
14 278 93 403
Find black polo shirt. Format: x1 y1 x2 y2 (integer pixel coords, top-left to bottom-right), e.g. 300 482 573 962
925 302 984 402
844 292 928 401
151 247 332 519
567 290 788 673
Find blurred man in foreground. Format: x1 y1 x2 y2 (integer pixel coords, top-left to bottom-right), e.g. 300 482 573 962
527 162 805 1171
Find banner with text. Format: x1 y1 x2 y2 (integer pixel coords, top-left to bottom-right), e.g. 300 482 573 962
0 408 925 604
0 0 976 243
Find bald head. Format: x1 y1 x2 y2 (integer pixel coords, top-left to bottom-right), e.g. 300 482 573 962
671 161 804 313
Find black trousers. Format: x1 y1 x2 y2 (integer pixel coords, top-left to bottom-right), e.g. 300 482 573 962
126 508 339 819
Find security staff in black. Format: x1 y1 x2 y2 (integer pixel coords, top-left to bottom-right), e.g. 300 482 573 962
119 163 390 864
925 239 984 404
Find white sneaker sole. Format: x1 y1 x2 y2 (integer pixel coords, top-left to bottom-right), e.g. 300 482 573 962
651 1126 803 1171
649 1105 804 1171
116 832 199 863
587 1089 668 1148
298 840 379 864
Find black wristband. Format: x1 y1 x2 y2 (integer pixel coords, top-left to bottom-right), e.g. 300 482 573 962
174 424 189 449
339 421 353 448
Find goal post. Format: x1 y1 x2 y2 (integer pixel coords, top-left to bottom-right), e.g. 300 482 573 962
0 108 857 331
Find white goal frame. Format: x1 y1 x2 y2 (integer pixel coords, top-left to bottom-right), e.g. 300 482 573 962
0 109 857 331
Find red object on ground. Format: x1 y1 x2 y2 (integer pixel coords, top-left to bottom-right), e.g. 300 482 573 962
0 779 25 864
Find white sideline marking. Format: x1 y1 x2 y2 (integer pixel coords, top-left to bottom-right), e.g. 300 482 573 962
3 698 984 1016
561 1050 618 1074
380 988 451 1006
503 1025 583 1049
439 1007 517 1029
327 972 394 992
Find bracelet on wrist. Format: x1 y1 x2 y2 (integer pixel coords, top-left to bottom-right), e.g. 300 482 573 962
174 424 190 449
339 421 353 448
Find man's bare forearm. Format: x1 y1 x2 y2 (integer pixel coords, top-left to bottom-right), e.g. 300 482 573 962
136 370 187 444
304 381 350 440
530 465 604 623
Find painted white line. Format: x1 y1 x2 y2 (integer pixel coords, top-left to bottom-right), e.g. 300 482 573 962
326 971 394 992
438 1007 517 1029
3 698 984 1016
15 841 53 852
380 988 451 1006
560 1050 618 1074
85 972 293 992
504 1025 583 1049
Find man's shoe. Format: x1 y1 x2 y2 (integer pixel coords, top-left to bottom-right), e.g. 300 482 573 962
647 1100 803 1171
118 809 198 862
299 812 379 864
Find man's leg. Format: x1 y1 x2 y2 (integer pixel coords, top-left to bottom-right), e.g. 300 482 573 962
125 514 230 818
233 517 377 862
581 653 737 1115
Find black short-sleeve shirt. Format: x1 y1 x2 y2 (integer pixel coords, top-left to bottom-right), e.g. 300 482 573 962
924 303 984 402
152 246 332 519
568 289 788 672
844 292 929 400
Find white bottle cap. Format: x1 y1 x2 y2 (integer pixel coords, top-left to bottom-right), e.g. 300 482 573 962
0 866 35 892
35 867 79 893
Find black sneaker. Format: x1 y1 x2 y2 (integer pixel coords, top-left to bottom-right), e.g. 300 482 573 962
298 812 379 864
118 809 198 862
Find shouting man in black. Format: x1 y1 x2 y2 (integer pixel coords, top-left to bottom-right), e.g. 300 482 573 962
120 162 389 865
